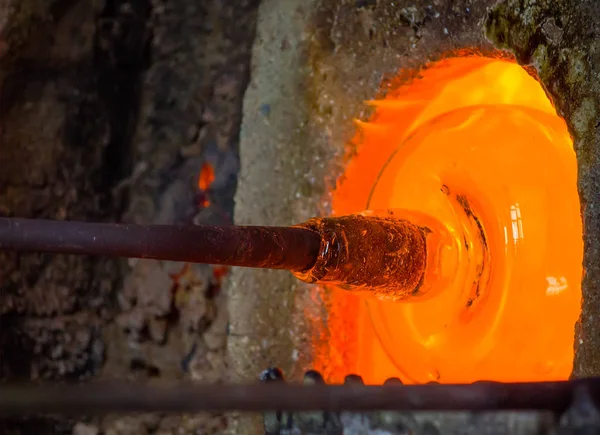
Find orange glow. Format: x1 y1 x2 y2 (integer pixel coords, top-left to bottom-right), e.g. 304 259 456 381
198 162 216 191
212 265 229 284
200 197 211 208
320 55 583 385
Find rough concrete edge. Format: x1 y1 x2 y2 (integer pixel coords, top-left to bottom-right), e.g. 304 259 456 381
226 0 320 433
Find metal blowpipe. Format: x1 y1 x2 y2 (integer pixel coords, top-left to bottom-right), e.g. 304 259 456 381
0 214 429 297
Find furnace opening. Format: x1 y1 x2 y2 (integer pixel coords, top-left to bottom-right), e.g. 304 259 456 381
323 55 583 385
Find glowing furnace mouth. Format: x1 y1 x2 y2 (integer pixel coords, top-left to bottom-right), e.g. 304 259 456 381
323 55 583 385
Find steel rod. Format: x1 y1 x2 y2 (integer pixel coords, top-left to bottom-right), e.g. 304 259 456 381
0 217 321 272
1 379 599 416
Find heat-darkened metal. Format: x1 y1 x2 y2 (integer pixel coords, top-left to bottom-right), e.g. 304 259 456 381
0 215 429 293
294 214 428 298
260 369 600 435
0 217 321 272
1 377 600 417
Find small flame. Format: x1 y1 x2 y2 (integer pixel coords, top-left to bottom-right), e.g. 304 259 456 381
198 162 215 191
212 265 229 284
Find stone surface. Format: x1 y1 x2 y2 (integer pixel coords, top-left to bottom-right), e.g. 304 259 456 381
0 0 134 383
1 0 258 434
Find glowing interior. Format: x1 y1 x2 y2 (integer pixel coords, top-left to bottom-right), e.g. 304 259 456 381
323 55 583 385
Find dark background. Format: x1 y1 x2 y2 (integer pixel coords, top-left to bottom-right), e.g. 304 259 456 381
0 1 259 433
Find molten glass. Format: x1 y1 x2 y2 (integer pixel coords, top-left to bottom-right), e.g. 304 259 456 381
325 55 583 384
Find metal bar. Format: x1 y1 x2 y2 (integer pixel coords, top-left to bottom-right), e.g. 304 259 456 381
0 217 321 272
1 379 599 416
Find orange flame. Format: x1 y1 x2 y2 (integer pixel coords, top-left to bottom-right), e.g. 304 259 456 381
198 162 215 191
317 55 583 385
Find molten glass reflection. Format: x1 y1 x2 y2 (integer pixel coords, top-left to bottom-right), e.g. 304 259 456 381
323 55 583 384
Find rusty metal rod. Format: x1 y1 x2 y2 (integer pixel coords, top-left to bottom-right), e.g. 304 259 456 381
0 214 429 296
1 379 599 416
0 217 321 272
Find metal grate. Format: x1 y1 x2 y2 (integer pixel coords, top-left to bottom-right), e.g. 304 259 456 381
1 369 600 434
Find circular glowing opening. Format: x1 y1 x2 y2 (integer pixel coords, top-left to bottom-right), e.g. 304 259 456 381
326 55 583 384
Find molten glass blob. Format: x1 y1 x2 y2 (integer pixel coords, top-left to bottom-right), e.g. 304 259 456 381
327 56 583 384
